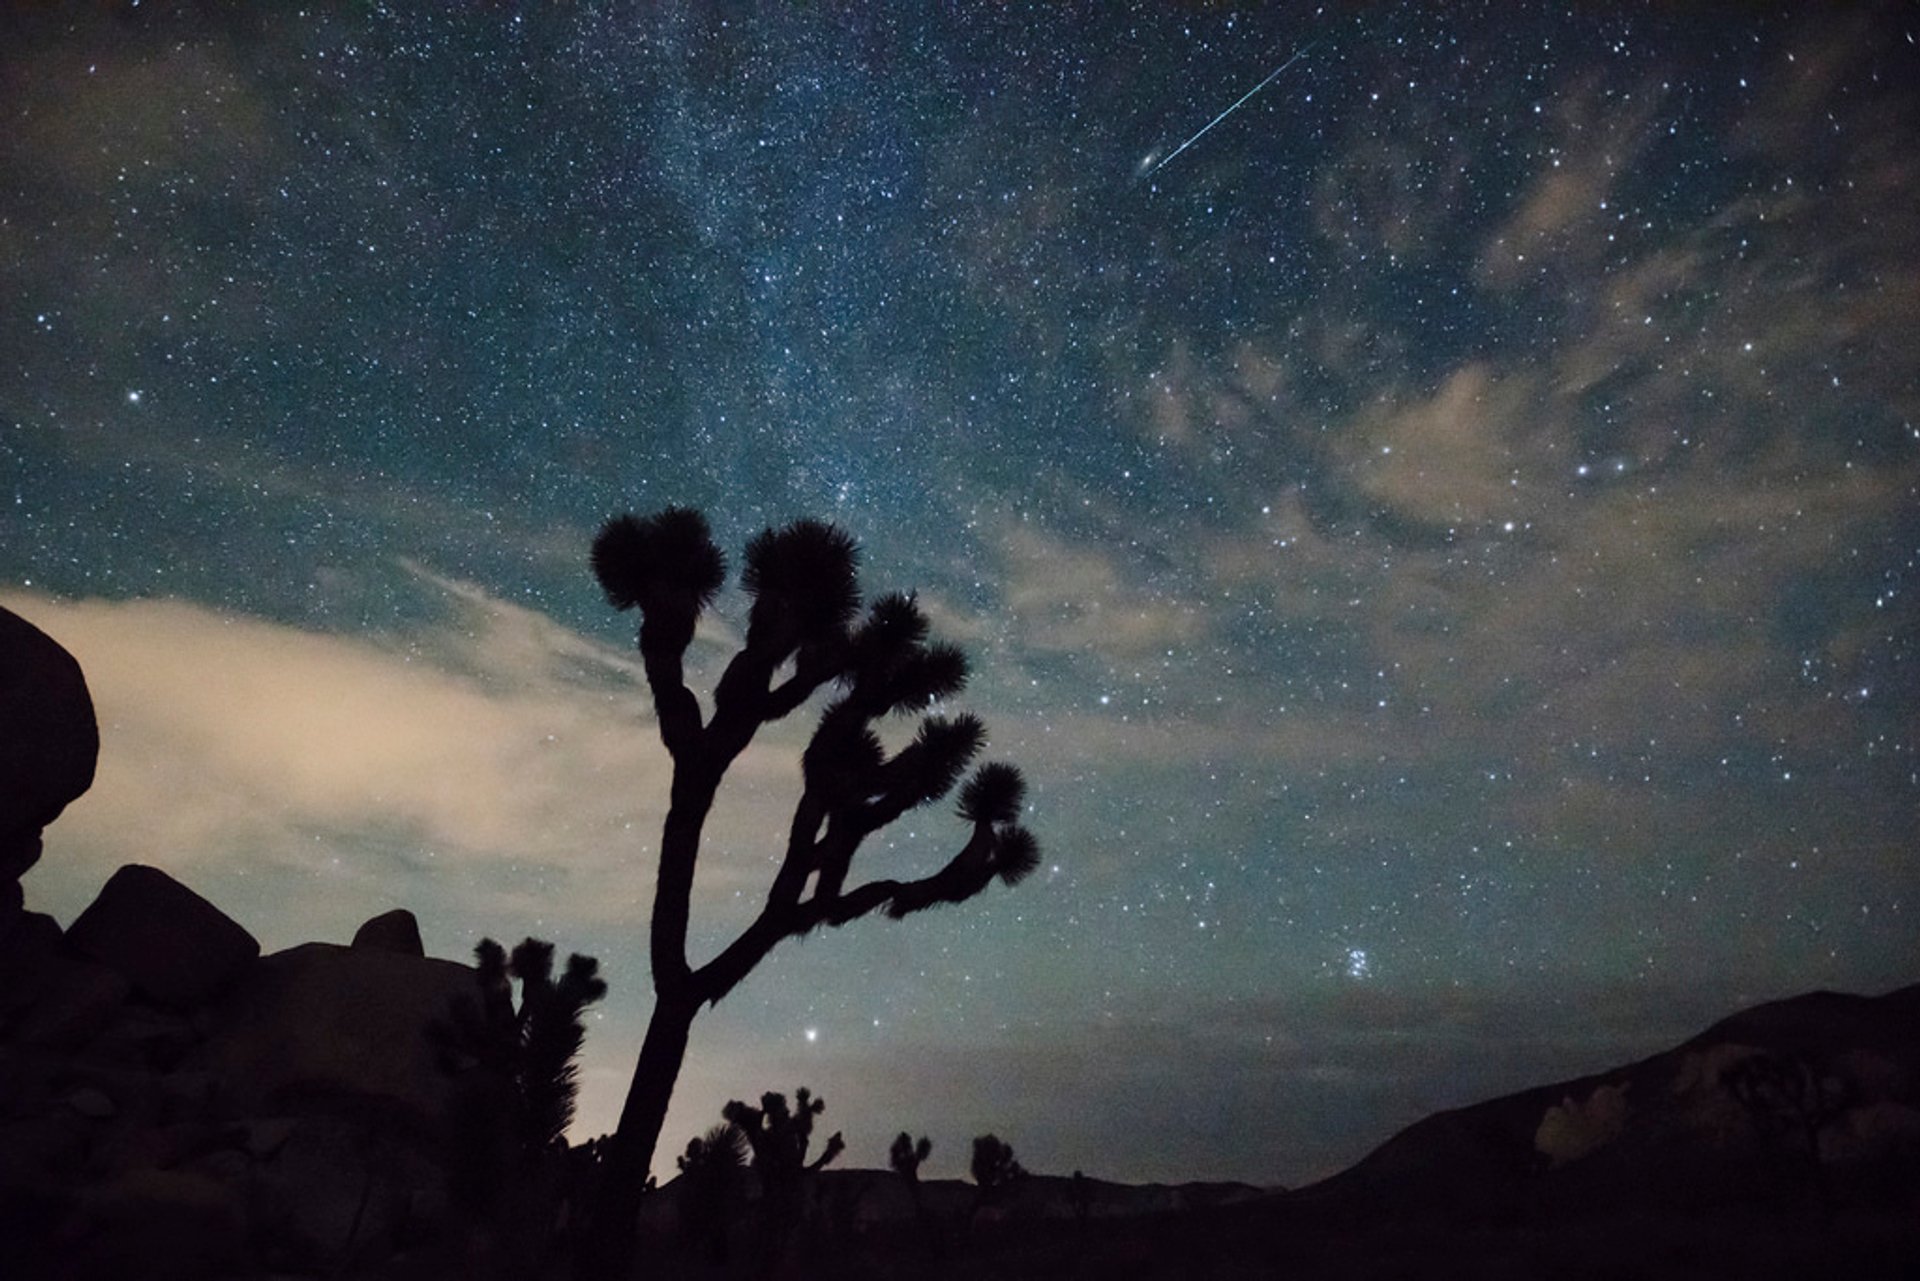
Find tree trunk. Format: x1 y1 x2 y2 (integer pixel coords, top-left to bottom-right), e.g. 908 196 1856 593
576 988 699 1278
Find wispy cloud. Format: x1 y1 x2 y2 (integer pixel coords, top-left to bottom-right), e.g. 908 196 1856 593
996 519 1206 666
7 576 805 949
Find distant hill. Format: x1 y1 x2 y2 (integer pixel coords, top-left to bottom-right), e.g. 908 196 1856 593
1290 982 1920 1222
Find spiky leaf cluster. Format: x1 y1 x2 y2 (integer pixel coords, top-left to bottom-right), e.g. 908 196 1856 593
961 761 1039 887
843 594 969 714
992 824 1042 886
958 762 1025 825
741 520 861 656
881 714 986 809
678 1122 747 1176
591 507 726 616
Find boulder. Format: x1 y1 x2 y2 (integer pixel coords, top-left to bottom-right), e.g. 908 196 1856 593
351 908 425 957
58 1167 248 1281
10 959 132 1055
251 1115 449 1272
0 605 99 933
192 942 477 1138
65 865 260 1009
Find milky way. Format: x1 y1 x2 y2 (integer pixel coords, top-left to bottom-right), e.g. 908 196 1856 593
4 3 1916 1185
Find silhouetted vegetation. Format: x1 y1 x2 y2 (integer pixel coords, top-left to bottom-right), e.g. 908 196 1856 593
970 1133 1025 1216
675 1122 748 1265
891 1131 942 1256
578 507 1039 1272
1726 1050 1850 1210
435 935 605 1264
724 1086 844 1270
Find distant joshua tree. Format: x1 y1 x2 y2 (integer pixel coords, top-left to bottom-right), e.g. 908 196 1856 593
891 1132 940 1256
723 1087 845 1270
890 1131 932 1187
970 1133 1025 1215
579 508 1039 1272
675 1122 748 1264
1725 1050 1850 1208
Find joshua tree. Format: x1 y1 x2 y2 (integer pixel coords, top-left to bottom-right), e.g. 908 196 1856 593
891 1132 940 1256
890 1131 932 1187
485 938 610 1154
970 1134 1025 1214
435 937 606 1264
725 1087 846 1183
581 507 1038 1268
725 1086 845 1268
675 1122 748 1264
1725 1050 1850 1208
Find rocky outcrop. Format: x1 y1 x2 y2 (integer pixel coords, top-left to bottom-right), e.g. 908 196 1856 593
64 864 260 1009
0 868 505 1279
193 941 476 1136
0 605 99 933
351 907 425 957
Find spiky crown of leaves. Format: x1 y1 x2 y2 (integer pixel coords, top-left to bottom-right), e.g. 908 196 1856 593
591 507 726 615
742 519 861 647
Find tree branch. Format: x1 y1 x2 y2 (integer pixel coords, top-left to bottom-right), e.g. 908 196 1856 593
638 615 704 761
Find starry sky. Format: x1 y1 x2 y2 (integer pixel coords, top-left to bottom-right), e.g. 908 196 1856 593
4 2 1917 1187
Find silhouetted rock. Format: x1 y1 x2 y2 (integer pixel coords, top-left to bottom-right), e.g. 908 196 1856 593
191 941 475 1137
65 864 259 1009
11 960 132 1055
0 909 72 1029
352 907 425 956
249 1113 450 1272
1 867 511 1278
0 605 99 935
58 1166 248 1281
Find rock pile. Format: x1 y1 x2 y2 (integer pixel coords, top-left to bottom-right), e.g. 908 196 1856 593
0 866 500 1280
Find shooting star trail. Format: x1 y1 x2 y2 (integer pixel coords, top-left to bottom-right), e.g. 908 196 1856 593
1144 41 1316 177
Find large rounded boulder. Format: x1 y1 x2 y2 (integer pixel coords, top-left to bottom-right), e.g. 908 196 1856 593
191 941 478 1138
1 605 100 923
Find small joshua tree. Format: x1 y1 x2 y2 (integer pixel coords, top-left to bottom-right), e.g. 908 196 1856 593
891 1132 940 1256
890 1131 932 1188
436 937 606 1259
1725 1050 1850 1208
580 508 1039 1269
723 1087 845 1270
676 1122 748 1264
970 1134 1025 1216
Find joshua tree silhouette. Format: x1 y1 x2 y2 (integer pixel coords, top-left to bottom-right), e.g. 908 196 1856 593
970 1133 1025 1214
435 936 605 1266
891 1132 941 1256
890 1131 933 1186
675 1122 748 1264
580 507 1038 1271
724 1087 845 1268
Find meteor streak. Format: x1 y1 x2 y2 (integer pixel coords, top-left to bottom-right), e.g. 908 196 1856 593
1143 41 1316 177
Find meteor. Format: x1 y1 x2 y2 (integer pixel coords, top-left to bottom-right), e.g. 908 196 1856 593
1143 41 1316 178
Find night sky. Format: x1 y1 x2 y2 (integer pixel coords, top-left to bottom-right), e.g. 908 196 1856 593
4 2 1917 1187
